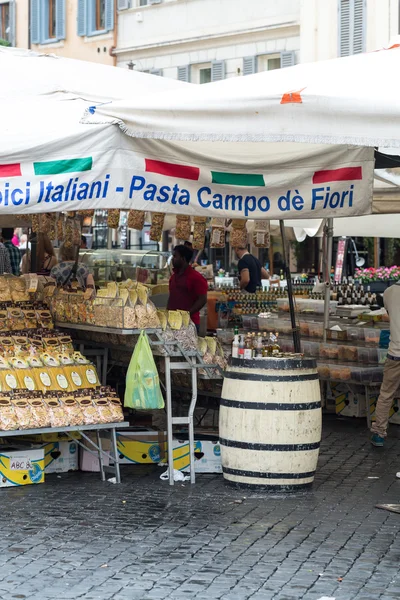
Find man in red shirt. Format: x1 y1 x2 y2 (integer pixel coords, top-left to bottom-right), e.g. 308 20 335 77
168 245 208 331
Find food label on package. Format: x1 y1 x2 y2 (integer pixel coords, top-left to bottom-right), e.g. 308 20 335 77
56 374 68 389
71 371 82 387
5 374 17 389
39 372 51 387
24 376 35 391
86 369 97 385
243 349 252 360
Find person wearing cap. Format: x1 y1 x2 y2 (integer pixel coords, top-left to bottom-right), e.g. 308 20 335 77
235 245 269 293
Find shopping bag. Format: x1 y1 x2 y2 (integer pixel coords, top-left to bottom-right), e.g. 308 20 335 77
124 331 165 410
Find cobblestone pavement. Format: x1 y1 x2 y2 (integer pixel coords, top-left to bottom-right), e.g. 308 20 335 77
1 416 400 600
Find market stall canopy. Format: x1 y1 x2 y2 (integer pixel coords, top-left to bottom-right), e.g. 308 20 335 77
5 47 400 219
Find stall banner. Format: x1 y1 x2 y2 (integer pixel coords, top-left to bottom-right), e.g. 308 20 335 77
0 142 374 220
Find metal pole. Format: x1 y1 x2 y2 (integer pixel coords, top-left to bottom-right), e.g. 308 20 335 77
165 356 175 486
323 218 334 343
279 220 300 353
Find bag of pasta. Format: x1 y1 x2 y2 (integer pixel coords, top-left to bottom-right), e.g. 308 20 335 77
59 394 84 426
29 396 51 429
12 398 34 429
149 213 165 241
231 225 248 248
253 220 270 248
175 215 191 241
128 210 145 230
210 218 225 248
0 395 18 430
107 209 120 229
193 217 207 249
41 213 57 240
124 331 164 410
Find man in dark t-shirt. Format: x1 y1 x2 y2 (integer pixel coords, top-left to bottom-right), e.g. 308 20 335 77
235 246 269 293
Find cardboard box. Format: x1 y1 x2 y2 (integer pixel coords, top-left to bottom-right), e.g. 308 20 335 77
369 395 400 425
0 448 44 488
160 437 222 473
329 382 367 418
42 441 79 474
79 433 111 472
116 430 167 465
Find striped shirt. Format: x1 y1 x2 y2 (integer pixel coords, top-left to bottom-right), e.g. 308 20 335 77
0 243 12 275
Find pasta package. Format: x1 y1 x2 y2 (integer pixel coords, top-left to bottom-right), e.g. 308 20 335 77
175 215 191 241
42 213 57 240
231 219 247 229
0 278 11 302
94 397 114 424
178 310 190 327
168 310 182 330
9 277 29 303
149 213 165 241
12 398 33 429
231 226 248 248
77 210 95 218
44 394 67 428
210 226 225 248
107 209 120 229
108 397 124 422
128 210 145 230
59 394 84 426
29 397 51 428
156 310 167 331
0 396 18 430
77 395 99 425
192 220 206 249
253 220 270 248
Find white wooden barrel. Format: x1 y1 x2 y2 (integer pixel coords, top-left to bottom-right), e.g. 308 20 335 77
220 356 321 490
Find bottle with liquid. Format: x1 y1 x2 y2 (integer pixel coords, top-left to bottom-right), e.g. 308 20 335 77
256 333 263 358
232 334 239 359
262 332 269 357
238 335 245 359
280 269 284 281
272 332 280 355
244 333 253 360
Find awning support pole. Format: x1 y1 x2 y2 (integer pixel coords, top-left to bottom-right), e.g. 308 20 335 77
279 220 301 353
323 218 334 343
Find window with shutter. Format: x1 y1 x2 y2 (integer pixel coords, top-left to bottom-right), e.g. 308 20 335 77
243 56 257 76
0 2 10 44
280 51 295 68
211 60 225 81
55 0 66 40
177 65 190 82
77 0 87 36
8 0 15 46
149 0 162 4
30 0 41 44
151 68 163 76
339 0 365 56
85 0 114 35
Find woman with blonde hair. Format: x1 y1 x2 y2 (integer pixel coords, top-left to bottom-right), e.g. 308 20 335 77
21 233 58 275
50 243 95 290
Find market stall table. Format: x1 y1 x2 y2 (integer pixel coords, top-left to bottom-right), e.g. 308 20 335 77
0 421 130 484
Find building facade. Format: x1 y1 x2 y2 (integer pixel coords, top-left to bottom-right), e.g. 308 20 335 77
115 0 400 79
115 0 300 79
3 0 116 64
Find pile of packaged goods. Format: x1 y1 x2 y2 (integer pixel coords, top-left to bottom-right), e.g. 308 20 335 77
51 280 161 330
156 310 198 352
232 329 281 359
0 386 124 431
197 336 228 373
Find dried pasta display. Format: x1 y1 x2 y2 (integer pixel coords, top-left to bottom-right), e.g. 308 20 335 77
175 215 191 241
253 220 270 248
149 213 165 241
128 210 146 230
107 209 120 229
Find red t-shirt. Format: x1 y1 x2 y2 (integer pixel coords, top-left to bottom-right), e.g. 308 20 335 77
168 266 208 325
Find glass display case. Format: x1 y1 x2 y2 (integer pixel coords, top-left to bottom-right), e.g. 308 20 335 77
80 249 172 285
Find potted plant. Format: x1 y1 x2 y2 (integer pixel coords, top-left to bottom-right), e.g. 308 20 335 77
355 266 400 292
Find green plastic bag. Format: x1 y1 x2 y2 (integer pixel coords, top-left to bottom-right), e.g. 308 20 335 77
124 331 165 410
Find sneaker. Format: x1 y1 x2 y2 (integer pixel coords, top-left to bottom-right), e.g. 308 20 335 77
371 434 384 447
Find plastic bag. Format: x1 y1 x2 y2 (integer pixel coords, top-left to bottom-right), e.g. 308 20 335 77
124 331 164 410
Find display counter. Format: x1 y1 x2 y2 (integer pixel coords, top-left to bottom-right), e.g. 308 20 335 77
81 249 171 285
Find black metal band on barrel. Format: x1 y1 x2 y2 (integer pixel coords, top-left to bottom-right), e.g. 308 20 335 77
222 466 316 479
220 398 321 411
220 438 320 451
224 371 319 382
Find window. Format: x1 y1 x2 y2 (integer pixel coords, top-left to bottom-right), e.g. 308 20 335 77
49 0 56 38
0 3 9 41
96 0 106 30
257 54 281 72
339 0 365 56
199 67 211 84
0 0 15 45
77 0 114 36
31 0 65 44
